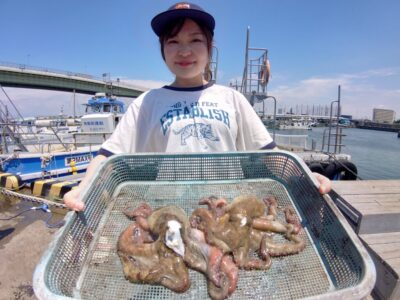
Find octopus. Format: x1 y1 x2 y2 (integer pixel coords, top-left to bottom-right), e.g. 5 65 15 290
117 204 190 293
118 203 238 299
117 194 305 300
190 194 305 269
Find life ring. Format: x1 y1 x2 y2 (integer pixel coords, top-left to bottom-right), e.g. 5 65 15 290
322 160 358 180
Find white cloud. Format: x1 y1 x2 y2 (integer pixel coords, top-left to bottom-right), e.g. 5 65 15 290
0 88 88 117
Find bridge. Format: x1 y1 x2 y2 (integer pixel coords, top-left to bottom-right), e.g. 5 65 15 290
0 62 146 98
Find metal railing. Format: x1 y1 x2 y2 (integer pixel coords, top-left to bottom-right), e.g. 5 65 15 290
0 60 140 89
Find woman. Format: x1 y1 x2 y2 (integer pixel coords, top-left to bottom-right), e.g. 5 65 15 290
64 2 331 211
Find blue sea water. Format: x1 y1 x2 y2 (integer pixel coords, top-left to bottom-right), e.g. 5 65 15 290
275 127 400 180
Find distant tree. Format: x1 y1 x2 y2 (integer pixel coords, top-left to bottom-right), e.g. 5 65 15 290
395 119 400 124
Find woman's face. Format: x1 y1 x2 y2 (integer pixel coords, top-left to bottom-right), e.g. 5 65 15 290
163 19 209 87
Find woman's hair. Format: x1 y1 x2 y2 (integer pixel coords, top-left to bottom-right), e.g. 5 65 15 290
158 17 214 82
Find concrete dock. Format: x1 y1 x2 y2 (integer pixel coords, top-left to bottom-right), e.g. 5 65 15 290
0 198 61 300
1 180 400 299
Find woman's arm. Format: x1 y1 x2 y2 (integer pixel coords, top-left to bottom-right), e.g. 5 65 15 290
63 154 107 211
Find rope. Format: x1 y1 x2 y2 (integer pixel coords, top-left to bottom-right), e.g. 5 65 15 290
0 187 68 209
0 203 65 228
5 183 28 191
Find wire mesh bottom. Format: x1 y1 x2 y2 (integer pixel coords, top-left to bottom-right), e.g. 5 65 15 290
77 179 331 300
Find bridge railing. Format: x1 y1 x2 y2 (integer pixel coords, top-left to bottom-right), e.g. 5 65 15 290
0 61 140 89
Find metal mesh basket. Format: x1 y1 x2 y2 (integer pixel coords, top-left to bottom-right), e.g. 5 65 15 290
34 150 375 299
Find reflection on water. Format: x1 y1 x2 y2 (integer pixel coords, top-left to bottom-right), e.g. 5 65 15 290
274 127 400 180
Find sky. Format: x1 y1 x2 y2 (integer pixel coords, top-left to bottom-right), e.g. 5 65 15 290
0 0 399 119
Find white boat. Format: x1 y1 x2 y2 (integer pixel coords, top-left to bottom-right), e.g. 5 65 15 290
73 93 125 145
280 120 312 130
0 93 126 185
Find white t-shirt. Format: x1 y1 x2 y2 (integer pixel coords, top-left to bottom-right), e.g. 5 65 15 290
99 83 275 156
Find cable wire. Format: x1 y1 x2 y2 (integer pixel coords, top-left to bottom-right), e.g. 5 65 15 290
0 204 65 228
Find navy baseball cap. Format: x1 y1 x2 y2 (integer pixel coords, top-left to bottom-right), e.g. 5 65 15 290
151 2 215 37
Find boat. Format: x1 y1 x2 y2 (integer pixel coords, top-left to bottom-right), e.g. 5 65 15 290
74 93 125 145
279 120 312 130
0 93 126 190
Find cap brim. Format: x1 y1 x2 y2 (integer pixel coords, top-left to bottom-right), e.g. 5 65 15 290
151 9 215 36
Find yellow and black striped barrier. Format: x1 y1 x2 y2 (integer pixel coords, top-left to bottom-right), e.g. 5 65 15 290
0 172 80 198
31 179 79 200
0 172 23 190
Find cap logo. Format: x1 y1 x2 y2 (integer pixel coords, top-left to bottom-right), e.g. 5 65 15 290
175 3 190 9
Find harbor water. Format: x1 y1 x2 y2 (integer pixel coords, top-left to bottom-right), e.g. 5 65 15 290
274 127 400 180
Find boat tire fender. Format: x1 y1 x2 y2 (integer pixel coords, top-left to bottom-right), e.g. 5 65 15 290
307 162 325 175
323 160 358 180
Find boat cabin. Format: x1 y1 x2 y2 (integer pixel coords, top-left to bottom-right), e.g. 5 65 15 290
85 93 125 115
78 93 126 144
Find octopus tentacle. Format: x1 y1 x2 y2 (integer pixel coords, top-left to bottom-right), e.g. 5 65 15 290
284 206 302 235
199 196 228 218
252 217 288 233
123 202 152 219
262 232 306 257
263 195 278 220
183 228 230 289
220 255 238 295
207 255 239 300
233 241 272 271
207 274 230 300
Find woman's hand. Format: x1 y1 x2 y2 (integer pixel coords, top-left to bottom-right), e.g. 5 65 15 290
63 154 107 212
312 172 332 194
64 188 85 211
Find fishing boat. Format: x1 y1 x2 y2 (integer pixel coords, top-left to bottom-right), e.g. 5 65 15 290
0 93 126 189
279 120 312 130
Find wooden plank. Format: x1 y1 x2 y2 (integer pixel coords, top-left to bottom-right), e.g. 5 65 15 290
332 180 400 232
368 243 400 260
359 214 400 234
332 180 400 195
362 232 400 244
360 233 400 271
353 203 400 213
386 257 400 273
342 194 400 205
360 236 400 300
